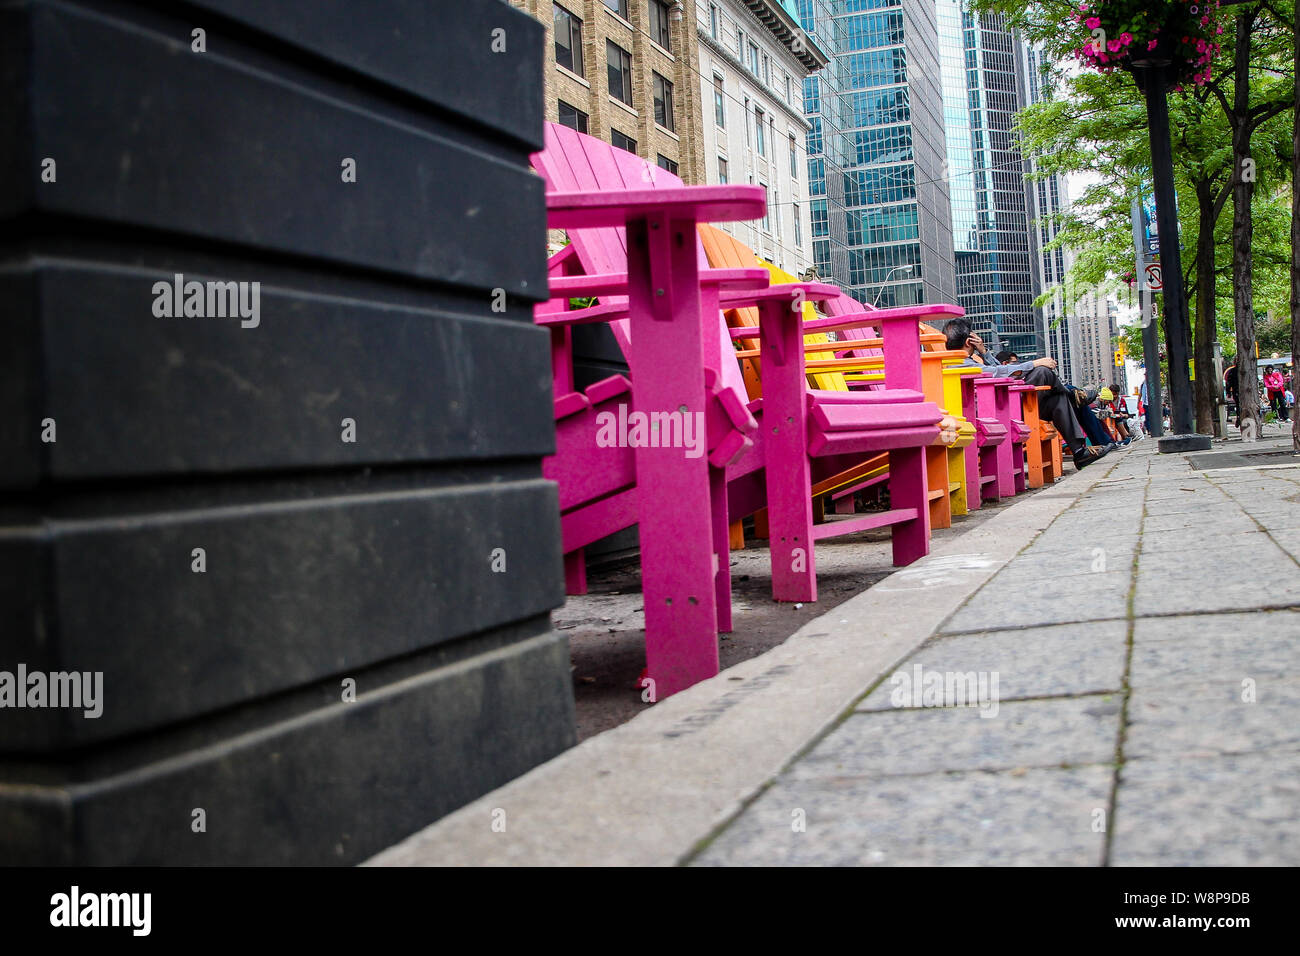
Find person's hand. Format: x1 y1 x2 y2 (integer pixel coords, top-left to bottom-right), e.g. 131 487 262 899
1033 357 1057 370
966 332 985 355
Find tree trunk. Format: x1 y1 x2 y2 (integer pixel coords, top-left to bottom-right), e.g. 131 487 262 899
1194 179 1219 436
1232 12 1260 437
1293 0 1300 453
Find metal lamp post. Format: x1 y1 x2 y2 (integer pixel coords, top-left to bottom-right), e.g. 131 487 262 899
872 263 915 307
1126 48 1212 452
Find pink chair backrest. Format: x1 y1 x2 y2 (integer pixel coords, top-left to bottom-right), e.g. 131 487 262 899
531 122 750 402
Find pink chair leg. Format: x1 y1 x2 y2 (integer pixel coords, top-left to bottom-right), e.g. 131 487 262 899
888 446 931 566
711 467 733 633
962 380 982 511
994 388 1016 499
964 441 982 510
625 213 719 700
757 298 817 603
563 549 587 595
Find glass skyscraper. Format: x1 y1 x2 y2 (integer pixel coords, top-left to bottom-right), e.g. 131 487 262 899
937 0 1040 356
798 0 956 308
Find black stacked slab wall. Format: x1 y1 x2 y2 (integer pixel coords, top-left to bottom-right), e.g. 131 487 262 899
0 0 576 864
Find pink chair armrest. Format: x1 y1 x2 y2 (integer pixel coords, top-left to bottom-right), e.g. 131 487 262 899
546 185 766 229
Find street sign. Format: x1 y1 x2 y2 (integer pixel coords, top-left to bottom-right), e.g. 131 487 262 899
1144 262 1162 291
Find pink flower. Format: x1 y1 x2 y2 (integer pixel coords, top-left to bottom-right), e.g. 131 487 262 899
1078 2 1089 9
1086 16 1100 28
1196 38 1207 52
1216 26 1223 33
1099 53 1109 63
1107 38 1122 52
1201 15 1209 24
1120 32 1133 45
1147 38 1159 50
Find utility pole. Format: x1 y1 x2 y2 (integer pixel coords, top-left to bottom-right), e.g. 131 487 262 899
1127 56 1212 452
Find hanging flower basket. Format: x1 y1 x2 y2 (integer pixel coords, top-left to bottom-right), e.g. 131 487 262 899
1072 0 1225 87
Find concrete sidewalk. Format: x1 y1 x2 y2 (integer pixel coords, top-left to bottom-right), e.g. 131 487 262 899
368 437 1300 866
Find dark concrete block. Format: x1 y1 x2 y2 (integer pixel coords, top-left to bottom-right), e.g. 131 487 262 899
176 0 545 149
0 476 564 750
0 0 546 297
0 625 577 865
0 0 574 866
0 260 554 487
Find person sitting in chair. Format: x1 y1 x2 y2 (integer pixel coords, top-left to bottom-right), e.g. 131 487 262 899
944 319 1109 470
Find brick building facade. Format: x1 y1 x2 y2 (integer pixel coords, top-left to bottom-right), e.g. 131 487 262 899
513 0 706 184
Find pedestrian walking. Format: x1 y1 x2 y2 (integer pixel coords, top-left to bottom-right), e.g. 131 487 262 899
1265 367 1288 423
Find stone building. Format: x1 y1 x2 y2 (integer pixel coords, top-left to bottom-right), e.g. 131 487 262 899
694 0 826 274
513 0 706 183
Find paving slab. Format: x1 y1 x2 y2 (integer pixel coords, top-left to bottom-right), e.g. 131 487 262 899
1142 509 1257 534
943 570 1131 632
1138 527 1266 555
1129 614 1300 687
1110 750 1300 866
1125 678 1300 759
692 766 1113 866
1136 538 1290 576
1133 567 1300 616
858 621 1128 708
793 697 1119 777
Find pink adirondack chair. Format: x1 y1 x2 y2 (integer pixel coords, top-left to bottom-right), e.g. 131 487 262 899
533 123 943 610
534 144 771 701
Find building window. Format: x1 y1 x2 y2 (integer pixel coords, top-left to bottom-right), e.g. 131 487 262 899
789 134 797 179
602 0 628 19
611 129 636 154
755 108 765 156
709 3 719 39
607 41 632 105
737 28 744 57
657 154 678 176
653 72 674 131
743 97 750 146
558 100 588 133
748 41 759 75
760 183 770 232
553 5 584 77
718 157 728 183
762 54 770 86
649 0 672 51
785 73 791 103
713 74 726 127
793 203 802 246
